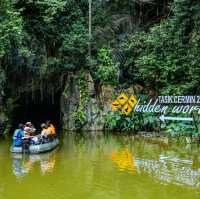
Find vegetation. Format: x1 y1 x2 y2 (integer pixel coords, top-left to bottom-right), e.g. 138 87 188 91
105 111 159 132
0 0 200 136
121 0 200 95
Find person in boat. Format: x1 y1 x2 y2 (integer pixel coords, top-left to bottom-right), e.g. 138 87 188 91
46 120 56 137
13 124 25 147
24 122 36 136
30 134 41 145
41 123 51 142
23 122 39 145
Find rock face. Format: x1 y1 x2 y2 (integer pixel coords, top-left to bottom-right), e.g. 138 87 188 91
0 112 9 136
0 69 9 135
0 106 9 135
59 71 139 131
61 72 115 131
61 72 80 130
0 69 136 132
0 98 9 136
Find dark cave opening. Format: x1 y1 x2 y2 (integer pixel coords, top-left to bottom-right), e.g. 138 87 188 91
11 91 62 133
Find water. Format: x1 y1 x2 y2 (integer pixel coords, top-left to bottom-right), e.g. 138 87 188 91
0 133 200 199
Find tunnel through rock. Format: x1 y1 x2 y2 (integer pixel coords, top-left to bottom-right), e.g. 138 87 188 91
12 90 61 132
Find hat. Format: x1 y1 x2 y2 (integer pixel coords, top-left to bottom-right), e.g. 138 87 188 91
41 123 47 128
26 122 32 126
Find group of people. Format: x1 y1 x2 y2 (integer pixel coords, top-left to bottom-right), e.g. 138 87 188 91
13 121 56 147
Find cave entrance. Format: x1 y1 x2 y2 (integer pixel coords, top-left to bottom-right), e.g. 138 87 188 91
12 90 62 133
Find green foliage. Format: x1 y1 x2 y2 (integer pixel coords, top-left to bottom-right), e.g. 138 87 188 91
105 112 133 131
1 0 200 135
72 73 90 129
0 97 20 135
121 0 200 95
61 21 88 70
91 0 171 47
0 69 6 97
161 121 195 137
72 107 87 129
0 0 22 58
105 111 159 132
94 48 118 85
0 0 23 116
3 97 20 119
160 112 200 138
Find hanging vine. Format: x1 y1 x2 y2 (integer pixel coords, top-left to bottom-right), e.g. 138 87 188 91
72 72 90 129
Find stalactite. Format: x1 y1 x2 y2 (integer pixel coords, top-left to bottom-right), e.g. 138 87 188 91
51 86 55 105
88 0 92 62
139 3 142 26
60 73 65 91
156 0 159 16
133 0 136 26
31 78 34 102
40 80 43 102
128 0 132 32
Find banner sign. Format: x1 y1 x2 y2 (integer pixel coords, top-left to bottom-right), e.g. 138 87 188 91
112 94 200 120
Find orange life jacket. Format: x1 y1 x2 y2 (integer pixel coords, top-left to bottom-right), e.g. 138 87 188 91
48 124 56 135
42 128 50 135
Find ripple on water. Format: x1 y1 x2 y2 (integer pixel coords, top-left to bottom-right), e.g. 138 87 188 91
0 134 200 199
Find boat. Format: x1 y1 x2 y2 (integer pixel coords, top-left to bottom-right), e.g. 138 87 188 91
10 138 59 154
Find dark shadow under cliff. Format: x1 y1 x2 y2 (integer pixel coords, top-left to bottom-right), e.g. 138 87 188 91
11 90 61 132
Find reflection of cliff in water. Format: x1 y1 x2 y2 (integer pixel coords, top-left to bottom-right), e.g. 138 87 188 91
136 155 200 188
11 150 57 177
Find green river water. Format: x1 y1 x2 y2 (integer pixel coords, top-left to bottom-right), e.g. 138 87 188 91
0 132 200 199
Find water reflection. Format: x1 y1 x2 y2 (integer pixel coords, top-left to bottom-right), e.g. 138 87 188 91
108 135 200 188
111 147 136 173
12 154 32 177
11 150 57 177
40 153 56 175
134 138 200 188
2 133 200 199
192 154 200 170
136 155 200 188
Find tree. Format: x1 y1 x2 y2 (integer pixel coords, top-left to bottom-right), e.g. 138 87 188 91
121 0 200 95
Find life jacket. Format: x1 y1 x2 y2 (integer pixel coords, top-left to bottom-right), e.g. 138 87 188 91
41 128 50 136
13 129 24 140
13 129 24 146
47 124 56 135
